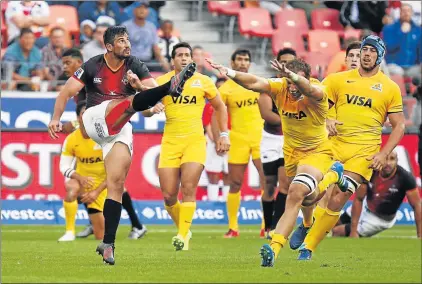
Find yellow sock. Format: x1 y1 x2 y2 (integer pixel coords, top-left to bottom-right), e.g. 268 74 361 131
304 208 340 251
178 202 196 238
227 191 241 231
302 206 314 228
63 200 78 233
270 234 287 258
165 200 181 228
317 171 338 193
313 205 326 222
261 190 265 230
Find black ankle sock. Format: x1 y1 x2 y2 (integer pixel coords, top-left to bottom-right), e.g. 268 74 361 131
271 192 287 230
262 200 274 231
122 192 142 230
131 81 171 111
103 199 122 244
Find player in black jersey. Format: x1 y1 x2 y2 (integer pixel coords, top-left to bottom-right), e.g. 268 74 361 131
48 26 196 265
258 48 296 238
332 151 421 238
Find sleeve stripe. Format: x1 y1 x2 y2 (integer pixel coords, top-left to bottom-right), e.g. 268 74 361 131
387 110 403 114
328 98 334 105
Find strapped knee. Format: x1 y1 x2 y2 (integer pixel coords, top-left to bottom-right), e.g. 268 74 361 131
344 175 360 193
292 173 317 196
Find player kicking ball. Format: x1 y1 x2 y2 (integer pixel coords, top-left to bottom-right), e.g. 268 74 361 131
48 26 196 265
207 57 348 267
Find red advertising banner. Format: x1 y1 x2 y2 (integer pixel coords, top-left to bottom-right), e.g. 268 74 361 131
1 131 420 201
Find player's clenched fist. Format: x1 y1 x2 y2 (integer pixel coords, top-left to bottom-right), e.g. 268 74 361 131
127 70 149 91
216 135 230 156
48 120 63 139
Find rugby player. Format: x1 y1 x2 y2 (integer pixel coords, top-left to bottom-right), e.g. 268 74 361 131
298 35 405 260
48 26 196 265
156 42 229 251
332 151 421 238
206 57 347 267
212 49 265 238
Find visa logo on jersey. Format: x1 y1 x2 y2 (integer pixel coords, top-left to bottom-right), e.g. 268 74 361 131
171 96 197 104
281 110 307 120
235 98 258 108
346 94 373 108
78 157 102 163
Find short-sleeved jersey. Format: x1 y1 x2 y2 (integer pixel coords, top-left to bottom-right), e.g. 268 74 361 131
263 96 282 135
62 128 106 181
219 79 263 134
324 69 403 145
267 77 328 150
156 71 218 137
367 166 417 216
73 55 151 108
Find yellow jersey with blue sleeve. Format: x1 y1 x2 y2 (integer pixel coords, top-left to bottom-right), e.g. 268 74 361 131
322 69 403 181
61 128 107 211
219 79 263 164
156 71 218 168
267 77 333 177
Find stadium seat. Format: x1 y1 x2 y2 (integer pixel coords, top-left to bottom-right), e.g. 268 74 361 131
311 8 344 36
274 9 309 37
207 1 241 42
272 28 305 56
308 30 341 55
390 74 407 96
344 28 362 40
48 5 80 45
244 1 260 8
301 52 332 79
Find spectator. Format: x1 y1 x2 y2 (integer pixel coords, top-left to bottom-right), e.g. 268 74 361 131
80 20 96 45
326 40 360 75
46 1 78 8
81 24 109 62
42 27 67 83
78 0 128 25
383 3 421 78
123 1 160 28
3 28 43 91
5 0 50 48
157 20 180 63
384 1 421 27
276 47 296 64
122 0 170 72
289 1 326 23
339 1 387 34
259 0 292 15
192 46 217 83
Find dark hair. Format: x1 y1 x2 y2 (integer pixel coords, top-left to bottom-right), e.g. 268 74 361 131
62 48 83 61
103 25 127 46
277 48 297 60
161 19 173 26
231 49 252 62
76 100 87 116
50 26 65 36
285 58 311 79
346 41 362 56
171 42 193 59
20 28 34 38
192 45 203 51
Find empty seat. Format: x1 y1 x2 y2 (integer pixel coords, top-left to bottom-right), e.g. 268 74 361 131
274 9 309 37
48 5 79 45
301 52 333 79
311 8 344 36
208 1 241 16
308 30 341 55
272 28 305 55
238 7 273 38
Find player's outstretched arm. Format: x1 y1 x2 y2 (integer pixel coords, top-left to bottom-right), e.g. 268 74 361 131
49 77 84 139
209 94 230 155
258 94 280 125
406 189 421 239
141 102 165 117
205 58 271 94
270 60 324 101
349 183 368 238
367 112 405 171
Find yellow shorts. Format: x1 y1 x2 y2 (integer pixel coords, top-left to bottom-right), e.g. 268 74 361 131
284 140 334 177
332 138 380 181
159 135 206 168
228 131 262 164
86 188 107 212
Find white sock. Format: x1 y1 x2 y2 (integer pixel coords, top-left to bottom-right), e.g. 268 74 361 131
207 184 220 201
222 185 230 201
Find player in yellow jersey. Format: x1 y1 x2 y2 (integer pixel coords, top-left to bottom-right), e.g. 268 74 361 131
58 100 107 242
288 41 363 249
212 49 265 238
206 57 347 267
297 35 405 260
155 42 229 251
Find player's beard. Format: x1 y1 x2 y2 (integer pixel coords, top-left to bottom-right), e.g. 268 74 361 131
115 52 130 60
361 60 377 72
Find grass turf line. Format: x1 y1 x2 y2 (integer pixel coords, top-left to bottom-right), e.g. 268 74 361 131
2 225 421 283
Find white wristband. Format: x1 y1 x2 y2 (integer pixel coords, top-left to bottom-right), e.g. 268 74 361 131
290 73 299 82
226 68 236 79
220 132 229 138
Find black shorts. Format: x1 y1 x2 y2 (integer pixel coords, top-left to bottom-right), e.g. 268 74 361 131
262 158 285 176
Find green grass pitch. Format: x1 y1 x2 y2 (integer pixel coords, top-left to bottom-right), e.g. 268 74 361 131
2 225 421 283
